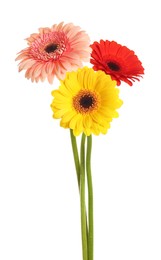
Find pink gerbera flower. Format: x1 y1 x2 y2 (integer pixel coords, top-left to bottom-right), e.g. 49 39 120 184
16 22 91 84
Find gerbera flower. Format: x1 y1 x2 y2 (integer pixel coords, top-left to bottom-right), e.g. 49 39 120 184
90 40 144 86
15 22 91 84
51 67 123 136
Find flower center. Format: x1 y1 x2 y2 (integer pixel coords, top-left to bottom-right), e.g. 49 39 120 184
73 90 100 114
80 95 94 108
45 43 58 53
107 61 120 71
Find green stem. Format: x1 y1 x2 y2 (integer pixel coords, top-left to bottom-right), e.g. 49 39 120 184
80 133 88 260
86 135 93 260
70 129 80 188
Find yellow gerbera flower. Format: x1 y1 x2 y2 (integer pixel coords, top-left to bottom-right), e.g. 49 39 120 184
51 67 123 136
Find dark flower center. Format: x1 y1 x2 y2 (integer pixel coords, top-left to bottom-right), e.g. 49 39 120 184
107 61 120 71
73 90 99 114
80 95 94 109
45 43 58 53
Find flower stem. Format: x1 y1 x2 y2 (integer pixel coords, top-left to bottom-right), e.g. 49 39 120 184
80 133 88 260
86 135 93 260
70 129 80 188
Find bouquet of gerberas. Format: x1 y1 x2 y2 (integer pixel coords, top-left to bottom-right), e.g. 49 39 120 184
16 21 144 260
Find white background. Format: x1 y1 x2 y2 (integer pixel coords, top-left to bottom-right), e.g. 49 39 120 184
0 0 161 259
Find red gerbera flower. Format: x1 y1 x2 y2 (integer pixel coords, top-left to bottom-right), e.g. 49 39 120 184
90 40 144 86
16 22 91 84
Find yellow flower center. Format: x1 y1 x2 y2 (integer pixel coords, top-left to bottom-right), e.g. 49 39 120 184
73 90 100 114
